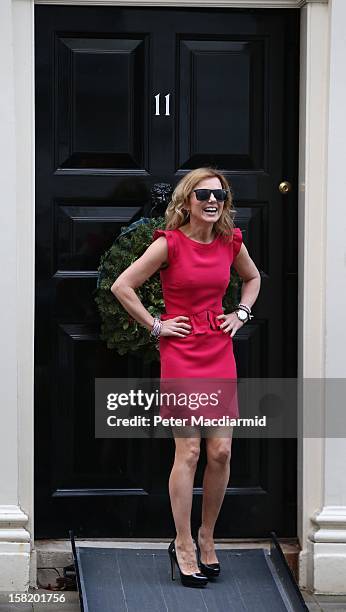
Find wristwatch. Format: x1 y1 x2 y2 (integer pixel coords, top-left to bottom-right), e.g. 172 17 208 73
235 308 249 323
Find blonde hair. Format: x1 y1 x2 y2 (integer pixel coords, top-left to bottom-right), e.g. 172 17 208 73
164 167 237 243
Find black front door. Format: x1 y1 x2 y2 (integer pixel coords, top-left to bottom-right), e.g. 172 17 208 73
35 5 299 538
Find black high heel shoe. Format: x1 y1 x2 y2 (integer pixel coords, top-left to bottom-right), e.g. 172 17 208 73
194 531 221 578
168 540 208 587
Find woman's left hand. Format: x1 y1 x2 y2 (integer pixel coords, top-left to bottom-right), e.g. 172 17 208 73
216 312 244 338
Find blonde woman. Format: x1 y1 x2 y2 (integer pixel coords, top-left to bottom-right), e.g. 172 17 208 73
111 168 261 588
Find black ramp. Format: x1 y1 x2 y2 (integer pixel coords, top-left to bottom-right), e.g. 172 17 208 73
70 538 308 612
269 531 309 611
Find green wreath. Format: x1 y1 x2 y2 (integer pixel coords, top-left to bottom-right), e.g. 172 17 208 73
94 216 242 364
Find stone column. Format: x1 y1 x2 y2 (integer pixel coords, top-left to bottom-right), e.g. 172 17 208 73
306 0 346 594
0 0 33 591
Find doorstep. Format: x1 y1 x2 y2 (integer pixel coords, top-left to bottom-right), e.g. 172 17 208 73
34 537 300 581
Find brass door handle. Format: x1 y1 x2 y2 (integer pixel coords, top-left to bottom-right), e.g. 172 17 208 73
279 181 292 194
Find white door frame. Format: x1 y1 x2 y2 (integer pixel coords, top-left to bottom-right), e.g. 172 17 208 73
3 0 333 591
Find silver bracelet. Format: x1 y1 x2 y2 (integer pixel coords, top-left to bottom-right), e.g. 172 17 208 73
238 303 252 314
150 316 162 338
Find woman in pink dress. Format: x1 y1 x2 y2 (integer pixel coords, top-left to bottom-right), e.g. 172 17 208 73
111 167 261 588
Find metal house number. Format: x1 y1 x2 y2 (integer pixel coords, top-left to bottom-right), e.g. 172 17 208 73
154 93 171 116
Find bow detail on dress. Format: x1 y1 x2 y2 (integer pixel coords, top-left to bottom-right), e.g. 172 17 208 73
160 309 224 335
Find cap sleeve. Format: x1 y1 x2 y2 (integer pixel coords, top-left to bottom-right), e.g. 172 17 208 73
152 229 176 265
232 227 243 259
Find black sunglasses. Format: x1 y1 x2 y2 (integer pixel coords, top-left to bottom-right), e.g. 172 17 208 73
193 188 229 202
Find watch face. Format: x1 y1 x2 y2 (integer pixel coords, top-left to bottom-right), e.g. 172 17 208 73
238 310 247 321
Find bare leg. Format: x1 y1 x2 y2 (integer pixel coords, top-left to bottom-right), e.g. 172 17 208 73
169 427 201 574
198 428 233 564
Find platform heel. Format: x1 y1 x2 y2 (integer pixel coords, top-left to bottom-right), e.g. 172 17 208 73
168 540 208 587
194 533 221 578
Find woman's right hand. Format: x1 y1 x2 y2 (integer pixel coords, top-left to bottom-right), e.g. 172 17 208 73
160 316 192 338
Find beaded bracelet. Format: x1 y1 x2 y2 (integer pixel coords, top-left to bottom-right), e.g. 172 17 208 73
150 316 162 338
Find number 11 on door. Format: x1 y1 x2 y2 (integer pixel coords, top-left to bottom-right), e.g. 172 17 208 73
154 93 171 116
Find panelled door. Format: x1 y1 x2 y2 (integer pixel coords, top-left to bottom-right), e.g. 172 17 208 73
35 5 299 538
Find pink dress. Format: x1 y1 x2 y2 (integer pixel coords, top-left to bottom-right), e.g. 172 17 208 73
151 226 243 423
